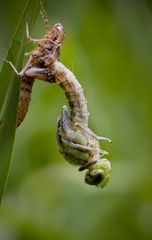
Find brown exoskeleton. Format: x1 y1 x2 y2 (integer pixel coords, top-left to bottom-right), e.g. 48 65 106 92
5 1 64 126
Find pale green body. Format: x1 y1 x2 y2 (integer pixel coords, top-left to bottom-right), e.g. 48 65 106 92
52 62 112 188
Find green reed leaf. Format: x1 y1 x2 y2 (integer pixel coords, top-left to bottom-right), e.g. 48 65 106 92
0 0 39 203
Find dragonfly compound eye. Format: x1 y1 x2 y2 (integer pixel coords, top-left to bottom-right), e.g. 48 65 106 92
85 169 104 186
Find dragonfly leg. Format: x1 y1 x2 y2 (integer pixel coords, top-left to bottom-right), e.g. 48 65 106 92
40 0 50 33
26 20 43 43
4 60 20 75
79 160 97 172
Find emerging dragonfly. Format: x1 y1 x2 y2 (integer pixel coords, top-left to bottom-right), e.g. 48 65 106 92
5 1 112 188
51 62 112 188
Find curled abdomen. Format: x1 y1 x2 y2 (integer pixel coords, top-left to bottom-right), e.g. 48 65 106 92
51 61 88 126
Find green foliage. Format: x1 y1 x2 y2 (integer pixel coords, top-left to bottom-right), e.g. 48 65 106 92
0 0 152 239
0 0 39 203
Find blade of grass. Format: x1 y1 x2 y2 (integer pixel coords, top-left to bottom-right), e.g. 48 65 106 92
0 0 39 203
0 1 39 112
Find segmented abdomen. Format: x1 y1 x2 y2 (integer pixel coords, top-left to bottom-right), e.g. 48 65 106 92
17 77 34 127
51 61 88 126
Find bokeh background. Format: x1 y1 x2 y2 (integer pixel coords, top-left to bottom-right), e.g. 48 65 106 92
0 0 152 239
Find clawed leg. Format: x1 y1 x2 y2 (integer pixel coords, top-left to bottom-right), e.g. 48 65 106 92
4 60 20 75
40 0 50 33
61 138 108 155
75 143 109 155
97 136 112 143
26 20 43 43
75 123 112 143
79 160 97 172
57 106 109 154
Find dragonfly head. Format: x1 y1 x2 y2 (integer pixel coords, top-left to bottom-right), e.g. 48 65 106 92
85 159 112 188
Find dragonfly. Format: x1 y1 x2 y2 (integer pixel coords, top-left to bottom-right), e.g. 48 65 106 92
51 61 112 188
5 1 112 188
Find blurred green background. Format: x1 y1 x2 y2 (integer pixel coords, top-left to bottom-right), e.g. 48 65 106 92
0 0 152 239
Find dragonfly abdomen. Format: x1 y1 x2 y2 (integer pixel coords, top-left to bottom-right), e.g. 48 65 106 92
52 61 88 125
17 77 34 127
